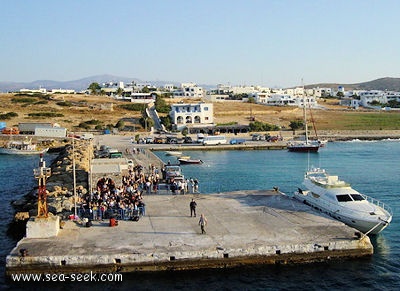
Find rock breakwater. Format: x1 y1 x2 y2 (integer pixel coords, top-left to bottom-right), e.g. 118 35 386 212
9 140 93 237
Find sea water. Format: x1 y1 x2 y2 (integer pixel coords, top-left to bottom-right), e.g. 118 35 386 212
1 141 399 290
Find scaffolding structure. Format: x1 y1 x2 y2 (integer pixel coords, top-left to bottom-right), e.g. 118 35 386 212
33 153 51 218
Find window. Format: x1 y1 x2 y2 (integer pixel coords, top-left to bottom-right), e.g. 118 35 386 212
350 194 365 201
336 194 353 202
204 107 208 111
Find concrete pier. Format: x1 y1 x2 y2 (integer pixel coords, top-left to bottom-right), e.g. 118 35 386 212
6 190 372 276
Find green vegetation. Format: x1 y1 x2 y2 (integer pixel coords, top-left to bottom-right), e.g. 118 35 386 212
249 121 280 131
160 116 172 130
11 97 37 104
216 122 238 126
56 101 73 107
0 112 18 120
78 119 103 129
118 103 145 111
155 96 170 113
333 112 400 130
34 100 48 105
88 82 101 95
289 119 304 130
115 120 125 130
139 117 154 131
28 112 64 117
248 96 256 103
15 92 51 99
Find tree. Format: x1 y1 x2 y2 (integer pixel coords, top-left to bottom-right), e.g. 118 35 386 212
116 88 123 96
336 91 344 98
248 96 256 103
155 96 170 113
289 119 304 131
88 82 101 95
115 120 125 130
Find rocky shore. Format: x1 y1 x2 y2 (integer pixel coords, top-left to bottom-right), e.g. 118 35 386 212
9 140 93 237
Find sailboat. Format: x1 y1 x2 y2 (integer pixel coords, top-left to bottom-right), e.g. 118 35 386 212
287 94 320 152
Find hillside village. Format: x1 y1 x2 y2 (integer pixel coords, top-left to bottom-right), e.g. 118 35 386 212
2 79 400 139
19 80 400 110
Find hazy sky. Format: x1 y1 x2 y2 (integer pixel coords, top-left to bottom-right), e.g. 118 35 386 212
1 0 399 88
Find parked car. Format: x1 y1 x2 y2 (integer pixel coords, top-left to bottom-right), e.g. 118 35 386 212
267 136 282 142
145 137 154 144
154 137 165 144
167 136 178 144
251 134 265 141
230 138 246 145
183 136 193 144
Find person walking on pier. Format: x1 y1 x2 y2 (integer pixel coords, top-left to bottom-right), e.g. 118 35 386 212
190 199 197 217
198 213 207 234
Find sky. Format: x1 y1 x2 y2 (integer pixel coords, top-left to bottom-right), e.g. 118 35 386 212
1 0 399 88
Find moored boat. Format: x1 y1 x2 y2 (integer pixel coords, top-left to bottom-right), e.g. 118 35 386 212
178 158 203 165
0 140 49 155
165 151 182 156
287 140 320 152
294 167 392 235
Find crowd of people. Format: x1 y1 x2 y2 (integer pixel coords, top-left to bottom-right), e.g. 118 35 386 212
78 164 150 221
77 159 200 223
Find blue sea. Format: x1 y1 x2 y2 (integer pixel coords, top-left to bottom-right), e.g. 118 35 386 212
1 141 399 290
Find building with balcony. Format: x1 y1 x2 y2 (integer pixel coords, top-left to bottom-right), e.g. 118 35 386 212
169 102 213 130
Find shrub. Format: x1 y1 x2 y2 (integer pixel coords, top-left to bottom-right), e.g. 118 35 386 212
11 97 37 103
249 121 280 131
34 100 48 105
118 104 144 111
56 101 73 107
0 112 18 119
28 112 64 117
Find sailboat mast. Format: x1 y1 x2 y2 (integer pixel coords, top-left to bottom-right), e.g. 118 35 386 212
302 80 309 144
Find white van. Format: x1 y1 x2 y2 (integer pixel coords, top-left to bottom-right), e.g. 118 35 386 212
202 135 227 145
197 133 205 143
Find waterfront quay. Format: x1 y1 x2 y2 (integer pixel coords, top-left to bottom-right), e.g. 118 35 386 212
5 134 376 277
6 190 372 276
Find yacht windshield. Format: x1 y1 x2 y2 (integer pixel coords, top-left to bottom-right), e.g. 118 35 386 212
350 194 365 201
336 194 353 202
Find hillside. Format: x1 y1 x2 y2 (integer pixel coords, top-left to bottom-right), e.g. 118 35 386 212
2 75 400 93
307 77 400 91
1 93 400 132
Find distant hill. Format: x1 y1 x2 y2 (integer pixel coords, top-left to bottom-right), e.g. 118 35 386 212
306 77 400 91
0 75 145 92
1 75 400 93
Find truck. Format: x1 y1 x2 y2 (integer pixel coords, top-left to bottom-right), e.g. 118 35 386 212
19 122 52 134
34 127 67 138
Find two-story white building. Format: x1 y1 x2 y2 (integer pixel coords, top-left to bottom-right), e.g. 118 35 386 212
169 103 213 130
172 83 204 98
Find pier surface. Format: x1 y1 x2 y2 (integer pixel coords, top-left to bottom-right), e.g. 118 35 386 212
6 190 372 275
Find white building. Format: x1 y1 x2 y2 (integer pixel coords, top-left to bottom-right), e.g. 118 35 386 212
256 93 318 108
164 84 175 92
169 103 213 130
359 90 387 107
172 83 204 98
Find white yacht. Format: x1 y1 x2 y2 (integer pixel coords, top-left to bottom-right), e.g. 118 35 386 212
294 168 392 235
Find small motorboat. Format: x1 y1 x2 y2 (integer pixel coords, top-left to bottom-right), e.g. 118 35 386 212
178 158 203 165
165 151 182 156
